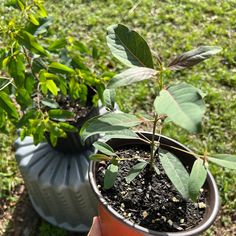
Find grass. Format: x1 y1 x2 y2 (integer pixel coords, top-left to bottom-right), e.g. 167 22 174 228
0 0 236 235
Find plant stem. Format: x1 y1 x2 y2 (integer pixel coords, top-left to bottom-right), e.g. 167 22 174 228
150 114 159 168
22 46 42 112
0 78 15 91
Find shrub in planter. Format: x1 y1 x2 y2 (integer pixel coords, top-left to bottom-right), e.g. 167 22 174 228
0 1 113 231
80 24 236 235
0 0 112 150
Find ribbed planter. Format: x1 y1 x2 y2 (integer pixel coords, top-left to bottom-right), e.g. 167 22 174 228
15 137 98 232
15 105 108 232
89 132 220 236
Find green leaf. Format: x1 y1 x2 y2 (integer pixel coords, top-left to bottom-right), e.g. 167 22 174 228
8 54 25 87
104 164 119 189
46 80 58 96
17 109 38 128
48 62 75 74
17 0 25 11
159 149 189 199
28 14 39 26
93 141 116 156
89 154 112 161
0 107 6 128
0 91 18 119
33 121 45 145
107 67 157 89
107 24 154 68
25 74 35 95
16 88 32 109
154 83 205 133
59 122 78 132
41 98 59 108
103 89 116 110
17 31 47 56
168 46 222 70
104 129 140 140
125 161 148 184
50 133 58 147
48 109 74 121
189 159 207 201
48 38 67 51
80 112 141 142
36 3 47 17
208 154 236 169
33 17 53 36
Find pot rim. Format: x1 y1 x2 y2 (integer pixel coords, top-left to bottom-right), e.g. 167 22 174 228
89 131 220 236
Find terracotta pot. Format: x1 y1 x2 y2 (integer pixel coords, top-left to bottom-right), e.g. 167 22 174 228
89 132 220 236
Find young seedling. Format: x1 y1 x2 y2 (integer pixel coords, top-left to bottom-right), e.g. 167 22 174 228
81 24 236 201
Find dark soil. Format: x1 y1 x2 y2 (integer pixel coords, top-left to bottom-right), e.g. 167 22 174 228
96 146 207 232
56 95 93 124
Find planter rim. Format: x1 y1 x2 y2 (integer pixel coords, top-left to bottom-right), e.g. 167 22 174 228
89 131 220 236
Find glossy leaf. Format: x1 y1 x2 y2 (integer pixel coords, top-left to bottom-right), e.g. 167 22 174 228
17 31 47 56
104 164 119 189
0 108 6 127
104 129 140 140
103 89 116 110
107 67 157 89
168 46 222 70
17 109 38 128
93 141 116 156
189 159 207 201
90 154 112 161
16 88 32 109
80 113 140 141
36 3 47 17
80 112 141 142
48 62 75 74
33 17 53 36
46 80 58 96
107 24 154 68
154 83 205 133
48 109 74 121
41 98 59 108
125 161 148 184
159 149 189 199
208 154 236 169
28 14 39 25
50 132 58 147
48 38 67 51
59 122 78 132
8 54 25 87
0 91 18 119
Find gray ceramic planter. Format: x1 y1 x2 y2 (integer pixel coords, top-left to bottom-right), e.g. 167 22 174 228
14 105 109 232
15 136 98 232
89 132 220 236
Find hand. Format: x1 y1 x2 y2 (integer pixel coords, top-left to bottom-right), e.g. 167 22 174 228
87 216 102 236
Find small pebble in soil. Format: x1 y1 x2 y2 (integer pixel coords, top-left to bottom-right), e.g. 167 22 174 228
142 211 148 219
167 219 173 226
198 202 206 209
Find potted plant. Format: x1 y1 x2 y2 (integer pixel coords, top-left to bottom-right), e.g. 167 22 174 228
80 24 236 235
0 1 112 232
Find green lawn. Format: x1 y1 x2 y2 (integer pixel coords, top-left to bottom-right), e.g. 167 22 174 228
0 0 236 235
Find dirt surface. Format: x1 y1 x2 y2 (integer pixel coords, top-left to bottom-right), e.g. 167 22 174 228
97 146 206 232
0 185 40 236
